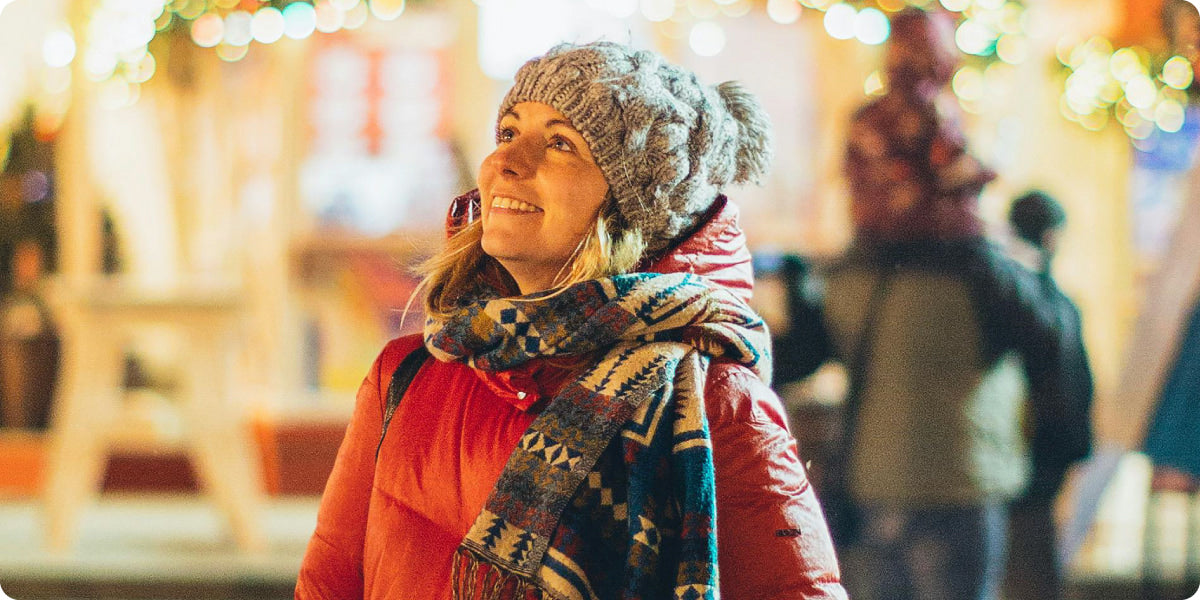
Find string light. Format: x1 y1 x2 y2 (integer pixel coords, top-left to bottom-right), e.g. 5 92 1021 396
1059 34 1197 138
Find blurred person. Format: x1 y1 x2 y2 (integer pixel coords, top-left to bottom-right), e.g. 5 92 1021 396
821 8 1068 600
1002 190 1094 600
296 41 846 600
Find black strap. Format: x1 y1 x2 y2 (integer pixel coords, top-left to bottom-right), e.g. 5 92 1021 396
375 345 432 461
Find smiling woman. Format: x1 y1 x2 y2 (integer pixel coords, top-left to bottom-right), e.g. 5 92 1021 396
296 41 847 600
477 102 611 294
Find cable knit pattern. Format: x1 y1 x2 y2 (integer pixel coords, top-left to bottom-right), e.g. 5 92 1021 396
499 42 773 257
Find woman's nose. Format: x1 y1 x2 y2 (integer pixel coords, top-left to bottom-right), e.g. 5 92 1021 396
493 138 536 178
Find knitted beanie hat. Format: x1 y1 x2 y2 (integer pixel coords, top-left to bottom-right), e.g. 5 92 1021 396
499 41 773 257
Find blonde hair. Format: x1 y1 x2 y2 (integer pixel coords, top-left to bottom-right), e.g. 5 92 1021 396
415 200 646 321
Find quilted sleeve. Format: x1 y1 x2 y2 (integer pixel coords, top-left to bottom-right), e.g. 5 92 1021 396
295 336 421 599
705 363 848 600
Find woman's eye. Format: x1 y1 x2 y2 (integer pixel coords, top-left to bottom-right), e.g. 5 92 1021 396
496 127 515 143
549 136 574 152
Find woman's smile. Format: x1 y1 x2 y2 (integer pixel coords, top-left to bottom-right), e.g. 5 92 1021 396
490 196 543 213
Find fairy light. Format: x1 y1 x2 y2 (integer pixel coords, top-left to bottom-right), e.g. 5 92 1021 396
1059 34 1197 138
689 20 726 56
766 0 802 25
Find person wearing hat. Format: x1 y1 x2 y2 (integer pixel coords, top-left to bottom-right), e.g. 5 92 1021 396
821 8 1067 600
295 41 846 600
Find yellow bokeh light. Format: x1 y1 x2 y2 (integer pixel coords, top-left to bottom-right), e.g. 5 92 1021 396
877 0 905 11
1059 96 1081 123
998 3 1024 35
216 42 249 62
1055 35 1081 66
766 0 802 25
369 0 406 21
864 70 885 95
1124 75 1158 109
1079 109 1108 131
1109 48 1144 82
1155 99 1186 133
975 0 1004 10
995 34 1027 64
1162 56 1195 90
125 52 156 83
955 19 996 56
952 66 984 102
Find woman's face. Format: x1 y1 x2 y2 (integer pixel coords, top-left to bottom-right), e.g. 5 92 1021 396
477 101 610 294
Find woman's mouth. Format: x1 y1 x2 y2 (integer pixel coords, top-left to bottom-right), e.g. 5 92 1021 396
491 196 543 213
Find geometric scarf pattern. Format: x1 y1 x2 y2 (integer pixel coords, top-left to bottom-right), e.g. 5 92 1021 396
424 273 771 600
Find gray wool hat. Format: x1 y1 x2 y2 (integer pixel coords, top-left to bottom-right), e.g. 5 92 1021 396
499 41 773 258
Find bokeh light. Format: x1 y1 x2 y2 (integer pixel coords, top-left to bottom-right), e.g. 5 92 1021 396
224 11 254 46
331 0 360 9
1108 48 1143 82
343 1 370 28
854 8 888 45
216 42 250 62
1162 56 1194 90
689 21 726 56
1155 99 1185 133
952 66 984 102
1125 75 1157 109
955 19 995 56
284 2 318 38
766 0 802 25
864 70 885 95
877 0 906 11
190 14 224 48
368 0 405 21
939 0 970 12
314 1 346 33
43 29 77 68
252 7 286 44
995 34 1027 64
823 4 856 40
641 0 675 22
125 52 156 83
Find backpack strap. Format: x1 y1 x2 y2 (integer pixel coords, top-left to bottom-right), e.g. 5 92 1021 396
375 345 432 461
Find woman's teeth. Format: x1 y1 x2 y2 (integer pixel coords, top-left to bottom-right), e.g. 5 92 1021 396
492 197 542 213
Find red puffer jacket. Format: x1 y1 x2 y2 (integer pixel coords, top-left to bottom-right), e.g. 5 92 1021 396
296 197 846 599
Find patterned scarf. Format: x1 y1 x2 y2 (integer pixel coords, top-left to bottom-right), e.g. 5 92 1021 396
424 273 771 600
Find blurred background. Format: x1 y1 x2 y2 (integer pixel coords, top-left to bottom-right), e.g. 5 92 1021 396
0 0 1196 598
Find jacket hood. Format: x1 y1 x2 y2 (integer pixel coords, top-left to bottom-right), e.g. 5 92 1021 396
444 190 754 303
642 195 754 303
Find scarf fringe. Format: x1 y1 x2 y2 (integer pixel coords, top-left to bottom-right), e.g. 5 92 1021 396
452 547 543 600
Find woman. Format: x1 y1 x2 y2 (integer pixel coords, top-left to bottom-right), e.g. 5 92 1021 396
295 42 845 599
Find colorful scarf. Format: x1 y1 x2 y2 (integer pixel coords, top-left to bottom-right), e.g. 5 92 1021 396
424 273 771 600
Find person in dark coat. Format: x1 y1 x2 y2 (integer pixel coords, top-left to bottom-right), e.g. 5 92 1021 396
1003 190 1095 600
